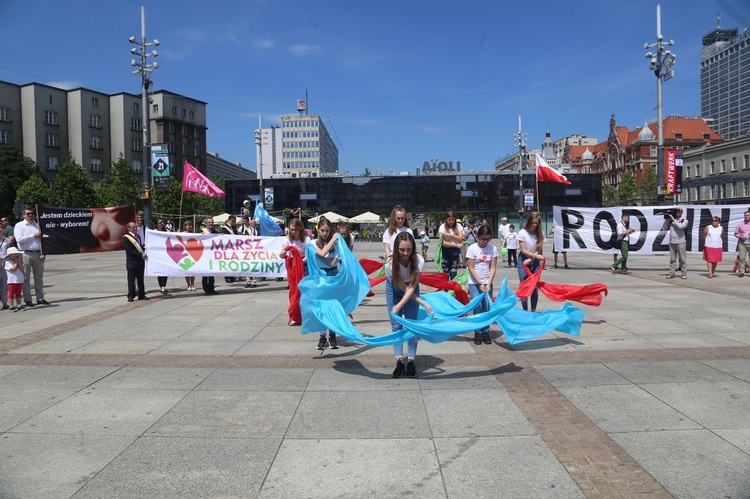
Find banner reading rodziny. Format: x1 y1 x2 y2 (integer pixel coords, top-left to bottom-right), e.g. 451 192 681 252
38 205 136 254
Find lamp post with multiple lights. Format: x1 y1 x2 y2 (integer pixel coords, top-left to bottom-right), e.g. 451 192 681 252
643 4 676 205
514 116 528 226
129 5 159 227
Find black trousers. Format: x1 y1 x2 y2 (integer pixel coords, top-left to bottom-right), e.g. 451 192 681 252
202 276 215 293
127 268 146 299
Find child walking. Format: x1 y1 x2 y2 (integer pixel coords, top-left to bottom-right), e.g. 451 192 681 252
504 224 518 268
314 217 341 350
386 232 433 378
5 247 25 311
466 225 498 345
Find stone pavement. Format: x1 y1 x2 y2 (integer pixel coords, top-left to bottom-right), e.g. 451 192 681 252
0 240 749 498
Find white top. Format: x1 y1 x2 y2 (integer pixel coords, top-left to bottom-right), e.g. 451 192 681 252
315 239 340 269
498 223 510 239
5 259 24 283
289 236 311 253
504 232 518 250
439 223 463 246
463 225 478 244
617 221 631 243
13 219 41 251
466 243 498 285
705 225 723 249
385 253 425 283
0 237 8 259
383 226 413 250
517 229 544 254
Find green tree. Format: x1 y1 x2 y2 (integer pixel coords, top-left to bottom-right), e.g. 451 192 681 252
363 167 371 177
616 172 638 206
16 175 53 209
50 153 100 208
602 185 617 207
0 145 44 216
152 176 188 218
98 155 142 208
640 167 658 206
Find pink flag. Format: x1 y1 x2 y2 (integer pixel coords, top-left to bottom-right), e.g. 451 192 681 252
182 161 225 197
535 154 571 185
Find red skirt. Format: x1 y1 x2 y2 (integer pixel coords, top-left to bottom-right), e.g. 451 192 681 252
704 247 722 263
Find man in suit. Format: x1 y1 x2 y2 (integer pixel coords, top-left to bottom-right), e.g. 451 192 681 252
201 217 220 295
123 221 149 302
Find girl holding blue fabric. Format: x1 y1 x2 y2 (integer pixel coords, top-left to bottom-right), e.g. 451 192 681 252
386 232 433 378
517 212 546 312
466 224 498 345
314 218 341 350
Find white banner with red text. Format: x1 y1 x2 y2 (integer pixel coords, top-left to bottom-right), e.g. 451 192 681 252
144 229 287 277
551 205 748 254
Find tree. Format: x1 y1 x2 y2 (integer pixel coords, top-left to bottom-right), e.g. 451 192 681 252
0 145 44 216
616 172 638 206
50 153 100 208
152 176 187 219
16 175 53 209
640 167 658 206
363 167 371 177
98 155 142 208
602 185 617 207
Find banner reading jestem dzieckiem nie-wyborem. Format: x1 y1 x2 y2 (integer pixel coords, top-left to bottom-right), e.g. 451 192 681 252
145 229 286 277
552 205 748 254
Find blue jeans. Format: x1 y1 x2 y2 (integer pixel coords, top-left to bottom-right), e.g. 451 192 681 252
517 258 540 311
441 246 461 281
385 277 419 359
469 283 493 335
320 266 339 337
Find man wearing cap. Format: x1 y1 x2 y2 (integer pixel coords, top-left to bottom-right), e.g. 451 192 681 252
14 207 49 307
498 217 510 262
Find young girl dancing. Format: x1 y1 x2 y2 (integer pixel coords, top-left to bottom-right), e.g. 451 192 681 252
314 217 341 350
386 232 433 378
466 224 498 345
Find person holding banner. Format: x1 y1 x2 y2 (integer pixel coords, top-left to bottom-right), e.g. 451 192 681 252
664 207 688 279
200 218 220 295
123 221 148 302
181 220 197 291
611 214 634 275
14 207 48 307
517 212 545 312
704 216 723 278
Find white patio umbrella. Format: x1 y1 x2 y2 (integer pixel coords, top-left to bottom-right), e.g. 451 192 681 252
309 211 350 223
348 211 382 224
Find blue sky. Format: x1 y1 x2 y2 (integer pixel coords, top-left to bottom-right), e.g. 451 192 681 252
2 0 749 175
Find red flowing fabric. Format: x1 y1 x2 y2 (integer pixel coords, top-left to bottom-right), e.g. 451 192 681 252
359 258 386 296
284 246 304 324
420 272 470 305
515 261 608 306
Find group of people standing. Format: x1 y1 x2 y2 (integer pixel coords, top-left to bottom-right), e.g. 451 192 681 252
1 208 50 312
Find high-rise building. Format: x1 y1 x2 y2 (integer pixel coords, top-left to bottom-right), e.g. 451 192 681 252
700 18 750 140
256 115 338 179
206 152 256 181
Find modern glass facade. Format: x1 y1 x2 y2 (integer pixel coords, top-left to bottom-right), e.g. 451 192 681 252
225 172 602 222
700 26 750 140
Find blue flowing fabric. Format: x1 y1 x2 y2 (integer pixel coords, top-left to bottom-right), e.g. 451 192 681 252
298 239 584 345
253 203 284 236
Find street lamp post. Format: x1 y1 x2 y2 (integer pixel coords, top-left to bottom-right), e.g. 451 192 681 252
254 114 269 209
514 116 528 227
643 4 676 205
129 5 159 227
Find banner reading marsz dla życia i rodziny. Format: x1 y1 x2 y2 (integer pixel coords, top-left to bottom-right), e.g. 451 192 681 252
552 205 748 254
38 205 136 254
145 229 287 277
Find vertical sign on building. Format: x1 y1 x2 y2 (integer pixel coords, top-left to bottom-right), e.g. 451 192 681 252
665 149 676 195
524 189 534 210
674 150 683 194
264 187 274 210
151 143 170 190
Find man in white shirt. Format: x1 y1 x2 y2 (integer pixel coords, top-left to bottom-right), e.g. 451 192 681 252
497 217 510 262
13 207 49 306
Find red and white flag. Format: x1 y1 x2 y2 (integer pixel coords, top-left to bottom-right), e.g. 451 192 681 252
182 161 225 197
535 154 571 185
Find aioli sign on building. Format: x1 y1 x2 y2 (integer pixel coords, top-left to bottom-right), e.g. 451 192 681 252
420 160 461 175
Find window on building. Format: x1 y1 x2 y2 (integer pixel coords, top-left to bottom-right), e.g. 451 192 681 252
695 164 701 177
732 157 738 171
189 110 195 119
47 156 59 170
703 133 710 140
133 102 139 113
674 133 682 139
685 165 690 178
0 130 10 144
132 159 142 173
45 133 58 147
194 145 199 156
731 182 738 198
131 138 142 151
90 136 102 149
0 107 10 121
745 181 750 196
710 161 715 174
91 97 99 107
131 118 142 131
44 111 58 125
710 185 716 199
181 108 186 118
169 141 175 152
152 104 159 114
181 143 187 154
720 158 727 172
90 158 102 172
193 128 199 139
89 114 101 128
168 122 174 133
172 106 178 115
181 124 187 136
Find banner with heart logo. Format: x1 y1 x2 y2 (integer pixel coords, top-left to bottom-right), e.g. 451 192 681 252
144 229 287 277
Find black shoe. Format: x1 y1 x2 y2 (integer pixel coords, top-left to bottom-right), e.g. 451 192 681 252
127 297 134 302
138 296 150 301
37 299 50 305
317 336 328 350
474 335 482 345
406 360 417 378
482 332 492 344
25 300 34 308
329 334 339 349
2 304 9 310
563 265 570 269
392 359 406 378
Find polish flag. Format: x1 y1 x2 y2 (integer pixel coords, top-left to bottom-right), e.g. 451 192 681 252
535 154 571 185
182 161 225 197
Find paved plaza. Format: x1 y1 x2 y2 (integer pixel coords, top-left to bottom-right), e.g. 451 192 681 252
0 240 749 498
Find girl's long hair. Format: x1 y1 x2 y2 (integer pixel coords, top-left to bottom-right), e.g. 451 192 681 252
338 224 353 250
391 232 419 288
444 211 460 236
523 211 544 241
288 218 305 242
316 217 334 249
387 205 409 236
